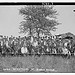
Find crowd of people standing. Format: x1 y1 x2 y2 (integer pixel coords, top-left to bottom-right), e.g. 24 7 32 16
0 33 75 58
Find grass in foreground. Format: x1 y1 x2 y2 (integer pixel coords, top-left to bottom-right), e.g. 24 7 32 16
0 55 74 73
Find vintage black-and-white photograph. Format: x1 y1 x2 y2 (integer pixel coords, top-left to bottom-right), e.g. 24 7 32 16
0 2 75 73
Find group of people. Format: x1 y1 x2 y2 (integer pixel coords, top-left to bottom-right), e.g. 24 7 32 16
0 34 75 57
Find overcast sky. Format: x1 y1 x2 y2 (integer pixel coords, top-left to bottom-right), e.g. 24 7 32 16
0 5 75 37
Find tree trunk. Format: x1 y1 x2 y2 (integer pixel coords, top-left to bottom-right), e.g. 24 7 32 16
37 30 40 45
30 28 32 36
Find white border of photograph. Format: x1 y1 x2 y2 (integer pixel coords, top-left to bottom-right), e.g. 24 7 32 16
0 0 75 2
0 0 74 75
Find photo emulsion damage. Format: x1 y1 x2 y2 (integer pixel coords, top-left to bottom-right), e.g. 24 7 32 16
0 2 75 73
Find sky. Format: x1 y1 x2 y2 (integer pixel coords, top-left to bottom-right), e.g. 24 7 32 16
52 5 75 35
0 5 75 37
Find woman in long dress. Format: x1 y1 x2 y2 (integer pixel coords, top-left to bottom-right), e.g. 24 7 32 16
21 41 28 56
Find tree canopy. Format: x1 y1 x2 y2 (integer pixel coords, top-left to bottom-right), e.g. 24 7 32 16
19 5 60 38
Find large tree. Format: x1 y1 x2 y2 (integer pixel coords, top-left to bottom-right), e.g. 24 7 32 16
19 5 60 39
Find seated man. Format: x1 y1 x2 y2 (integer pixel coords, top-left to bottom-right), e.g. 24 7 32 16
38 45 43 56
0 42 2 56
62 47 71 55
21 46 28 56
27 44 33 56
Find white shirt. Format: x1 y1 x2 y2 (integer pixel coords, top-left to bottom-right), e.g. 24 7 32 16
5 41 10 48
1 41 3 46
30 37 34 43
21 47 28 54
62 47 69 54
32 41 38 47
64 42 68 47
44 41 47 45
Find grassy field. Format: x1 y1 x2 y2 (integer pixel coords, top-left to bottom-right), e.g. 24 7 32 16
0 55 75 73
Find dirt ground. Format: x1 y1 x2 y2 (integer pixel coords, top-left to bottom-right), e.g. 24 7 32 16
0 55 75 73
